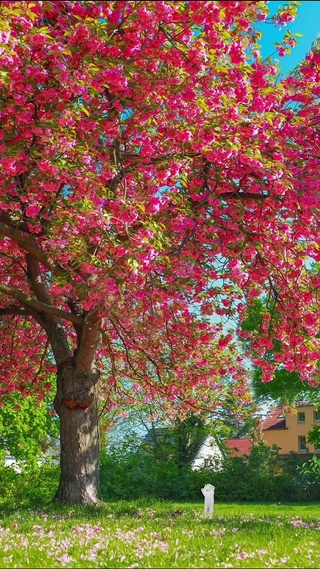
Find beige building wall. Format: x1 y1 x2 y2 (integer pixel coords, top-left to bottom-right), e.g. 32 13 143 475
262 405 320 455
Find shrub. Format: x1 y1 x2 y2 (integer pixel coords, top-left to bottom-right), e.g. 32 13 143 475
100 442 320 502
0 462 59 509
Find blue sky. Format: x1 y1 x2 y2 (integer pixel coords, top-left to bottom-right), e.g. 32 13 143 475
258 1 320 75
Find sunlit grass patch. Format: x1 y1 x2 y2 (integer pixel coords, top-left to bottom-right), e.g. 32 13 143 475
0 501 320 567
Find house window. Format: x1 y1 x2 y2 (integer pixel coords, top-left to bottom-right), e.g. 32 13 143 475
298 412 306 423
298 436 307 452
314 410 320 422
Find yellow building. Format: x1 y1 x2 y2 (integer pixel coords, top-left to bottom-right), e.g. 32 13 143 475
262 402 320 456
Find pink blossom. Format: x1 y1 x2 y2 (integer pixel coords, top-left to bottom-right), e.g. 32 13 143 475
236 552 249 559
26 204 41 217
1 157 18 175
57 554 73 565
256 12 267 21
305 313 317 326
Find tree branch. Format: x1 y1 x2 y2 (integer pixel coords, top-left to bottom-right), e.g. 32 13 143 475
218 192 273 201
0 221 70 279
0 211 30 233
0 283 83 325
75 310 101 373
0 306 28 316
26 253 53 305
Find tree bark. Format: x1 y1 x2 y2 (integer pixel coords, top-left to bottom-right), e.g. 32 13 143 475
53 360 101 504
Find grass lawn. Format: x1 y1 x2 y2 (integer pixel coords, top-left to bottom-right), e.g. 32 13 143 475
0 500 319 567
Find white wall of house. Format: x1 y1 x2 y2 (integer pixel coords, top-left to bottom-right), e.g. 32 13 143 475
191 436 224 471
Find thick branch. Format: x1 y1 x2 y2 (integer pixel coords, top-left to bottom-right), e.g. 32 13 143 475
0 283 83 325
126 151 200 164
218 192 273 201
0 306 28 316
0 221 70 279
26 253 53 305
75 310 101 373
0 211 30 233
66 297 84 347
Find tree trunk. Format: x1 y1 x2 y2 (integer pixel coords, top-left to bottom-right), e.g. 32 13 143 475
53 360 101 504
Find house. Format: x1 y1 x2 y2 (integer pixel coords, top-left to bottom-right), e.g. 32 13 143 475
261 401 320 456
191 435 224 470
191 436 255 467
139 401 320 468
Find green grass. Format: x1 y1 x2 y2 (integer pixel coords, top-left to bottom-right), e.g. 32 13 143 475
0 500 319 567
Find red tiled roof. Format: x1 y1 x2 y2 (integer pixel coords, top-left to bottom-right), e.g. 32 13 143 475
224 438 252 456
262 406 287 431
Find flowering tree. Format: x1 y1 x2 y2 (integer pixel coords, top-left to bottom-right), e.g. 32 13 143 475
0 1 319 503
241 299 320 404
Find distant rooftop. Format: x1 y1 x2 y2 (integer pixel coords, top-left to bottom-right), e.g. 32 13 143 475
262 401 318 431
224 438 252 457
262 406 286 431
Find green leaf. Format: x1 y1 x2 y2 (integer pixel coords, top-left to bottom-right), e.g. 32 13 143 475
80 106 90 117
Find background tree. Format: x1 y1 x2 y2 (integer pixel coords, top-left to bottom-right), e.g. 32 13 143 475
241 298 320 405
139 413 209 468
0 1 319 504
0 391 58 468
